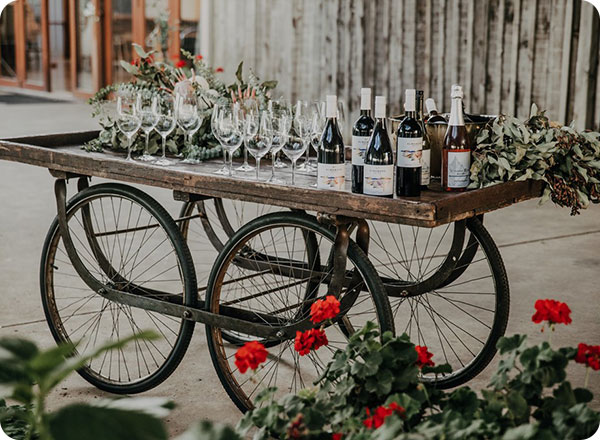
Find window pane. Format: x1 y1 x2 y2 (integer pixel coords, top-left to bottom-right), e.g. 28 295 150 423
180 0 200 55
75 0 96 91
144 0 168 59
112 0 133 83
0 3 17 79
24 0 44 84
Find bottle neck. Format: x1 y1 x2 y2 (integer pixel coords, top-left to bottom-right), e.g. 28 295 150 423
405 110 417 119
376 116 387 129
360 109 371 117
448 98 465 126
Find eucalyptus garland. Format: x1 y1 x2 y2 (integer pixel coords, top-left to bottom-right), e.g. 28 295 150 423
85 44 278 161
470 105 600 215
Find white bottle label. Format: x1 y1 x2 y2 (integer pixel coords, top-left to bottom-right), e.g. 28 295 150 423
363 165 394 196
396 137 423 168
317 163 346 191
447 151 471 188
352 136 370 166
421 149 431 186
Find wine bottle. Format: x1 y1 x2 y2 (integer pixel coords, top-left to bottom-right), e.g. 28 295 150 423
425 98 446 124
318 95 346 191
351 88 375 194
442 85 471 192
396 89 422 197
416 90 431 189
363 96 394 198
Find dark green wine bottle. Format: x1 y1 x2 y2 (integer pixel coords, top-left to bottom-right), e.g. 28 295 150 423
352 88 375 194
396 89 422 197
363 96 393 198
318 95 346 191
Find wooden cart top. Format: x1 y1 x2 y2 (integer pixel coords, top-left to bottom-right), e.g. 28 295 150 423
0 130 543 227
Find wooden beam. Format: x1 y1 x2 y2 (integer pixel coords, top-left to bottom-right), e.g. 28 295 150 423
559 0 575 123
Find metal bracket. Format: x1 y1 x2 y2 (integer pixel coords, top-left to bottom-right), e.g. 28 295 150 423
173 191 213 203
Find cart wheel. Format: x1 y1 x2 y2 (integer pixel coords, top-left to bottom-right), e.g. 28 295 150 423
205 212 394 412
40 183 197 394
368 216 508 388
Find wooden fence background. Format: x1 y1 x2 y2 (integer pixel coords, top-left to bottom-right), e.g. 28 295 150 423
200 0 600 131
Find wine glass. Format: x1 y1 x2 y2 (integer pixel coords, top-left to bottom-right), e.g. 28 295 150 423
212 104 229 175
281 126 308 185
267 108 291 184
272 99 291 169
245 111 273 181
337 99 347 133
137 93 159 162
213 104 244 176
154 94 177 166
310 101 326 163
176 93 202 164
237 98 257 172
294 100 315 172
116 95 141 162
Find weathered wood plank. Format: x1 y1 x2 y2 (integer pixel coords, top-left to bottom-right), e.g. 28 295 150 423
516 0 537 119
531 0 551 112
500 0 518 115
388 0 403 115
485 0 504 115
471 0 490 114
348 0 364 118
559 0 575 123
464 0 475 111
566 0 582 124
0 133 544 228
573 1 599 130
544 0 566 120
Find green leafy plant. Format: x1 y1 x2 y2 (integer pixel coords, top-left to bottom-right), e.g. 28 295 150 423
0 332 174 440
470 104 600 215
86 43 278 162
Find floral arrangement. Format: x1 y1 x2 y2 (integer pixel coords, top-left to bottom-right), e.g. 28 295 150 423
470 104 600 215
225 297 599 440
85 44 277 162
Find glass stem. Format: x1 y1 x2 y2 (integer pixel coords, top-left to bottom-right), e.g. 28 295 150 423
222 147 227 165
229 150 234 176
162 136 166 159
145 132 149 155
304 146 310 164
127 136 132 160
244 147 249 166
271 152 276 179
292 160 296 185
256 158 260 180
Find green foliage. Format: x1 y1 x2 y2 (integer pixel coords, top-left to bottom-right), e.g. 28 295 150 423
85 46 277 162
0 332 175 440
470 104 600 215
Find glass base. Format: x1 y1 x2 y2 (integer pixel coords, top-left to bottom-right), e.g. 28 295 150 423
154 157 173 166
125 157 136 163
274 158 288 168
215 166 230 175
236 162 255 172
139 154 155 162
182 158 200 164
266 175 285 185
297 161 316 173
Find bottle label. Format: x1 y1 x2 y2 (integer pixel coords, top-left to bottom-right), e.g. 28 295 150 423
318 163 346 191
352 136 370 166
421 149 431 185
396 137 423 168
363 165 394 196
447 150 471 188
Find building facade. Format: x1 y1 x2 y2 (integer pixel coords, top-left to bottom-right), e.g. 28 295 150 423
0 0 202 97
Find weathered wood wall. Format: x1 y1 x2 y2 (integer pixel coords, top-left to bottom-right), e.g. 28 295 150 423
202 0 600 130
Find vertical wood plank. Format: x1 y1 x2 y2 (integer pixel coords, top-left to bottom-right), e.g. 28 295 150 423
443 0 454 109
415 0 428 92
573 1 599 129
507 0 521 116
291 0 304 103
349 0 364 119
243 0 256 71
485 0 503 115
558 0 575 123
423 0 432 99
338 0 352 114
501 0 518 115
403 0 417 92
566 0 581 123
531 0 551 111
544 0 565 120
361 0 376 92
471 0 489 114
388 0 403 115
464 0 475 111
516 0 537 118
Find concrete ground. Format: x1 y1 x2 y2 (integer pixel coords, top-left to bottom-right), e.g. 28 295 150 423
0 90 598 437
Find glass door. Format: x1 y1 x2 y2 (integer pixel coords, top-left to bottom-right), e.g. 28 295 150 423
0 3 19 84
23 0 48 88
69 0 101 95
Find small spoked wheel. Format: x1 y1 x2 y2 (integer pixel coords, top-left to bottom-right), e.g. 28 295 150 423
367 216 509 388
205 212 394 412
41 183 197 394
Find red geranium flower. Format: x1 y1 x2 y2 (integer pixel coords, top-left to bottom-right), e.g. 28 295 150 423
234 341 268 374
215 67 224 72
310 295 341 323
332 434 342 440
196 54 203 60
415 345 435 369
531 299 572 326
575 343 600 371
130 58 139 66
175 59 186 68
294 328 328 356
363 403 406 429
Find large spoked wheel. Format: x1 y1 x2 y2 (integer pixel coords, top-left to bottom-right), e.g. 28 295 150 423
40 183 197 394
205 212 394 412
368 216 509 388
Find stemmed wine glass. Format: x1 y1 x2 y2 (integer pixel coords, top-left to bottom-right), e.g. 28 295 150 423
295 100 315 173
116 94 142 162
245 111 273 181
237 99 258 172
212 105 229 175
267 108 291 184
154 94 177 166
282 126 308 185
213 103 244 177
176 93 203 164
137 93 158 162
310 101 326 165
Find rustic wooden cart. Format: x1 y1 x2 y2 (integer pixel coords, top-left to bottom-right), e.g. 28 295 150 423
0 130 543 412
